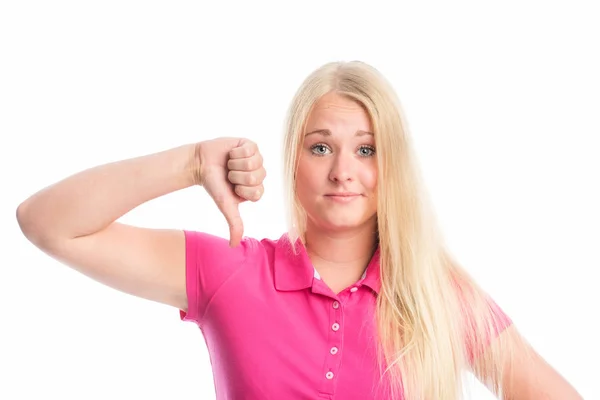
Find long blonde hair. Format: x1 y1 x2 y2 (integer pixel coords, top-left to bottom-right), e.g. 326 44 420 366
282 61 532 399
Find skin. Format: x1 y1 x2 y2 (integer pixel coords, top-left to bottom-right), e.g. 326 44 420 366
480 325 583 399
296 91 378 293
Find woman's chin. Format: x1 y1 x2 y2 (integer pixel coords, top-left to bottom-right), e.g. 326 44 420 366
315 216 373 233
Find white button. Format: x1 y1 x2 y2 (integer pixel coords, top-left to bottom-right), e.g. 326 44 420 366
326 371 334 380
350 287 358 293
330 346 338 355
332 323 340 331
332 301 339 309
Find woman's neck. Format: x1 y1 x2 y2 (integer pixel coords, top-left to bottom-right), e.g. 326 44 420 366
304 218 378 289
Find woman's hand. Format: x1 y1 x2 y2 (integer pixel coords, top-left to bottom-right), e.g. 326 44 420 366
194 138 266 247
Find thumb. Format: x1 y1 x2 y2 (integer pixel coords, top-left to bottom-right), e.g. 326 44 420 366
219 199 244 247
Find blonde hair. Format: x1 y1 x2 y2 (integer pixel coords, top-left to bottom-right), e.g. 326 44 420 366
282 61 533 399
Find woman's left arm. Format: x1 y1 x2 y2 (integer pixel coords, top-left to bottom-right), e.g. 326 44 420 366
479 325 583 399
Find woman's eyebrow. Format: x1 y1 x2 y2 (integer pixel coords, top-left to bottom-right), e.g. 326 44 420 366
304 129 374 137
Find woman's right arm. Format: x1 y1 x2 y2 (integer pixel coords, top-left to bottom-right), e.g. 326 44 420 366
15 138 265 312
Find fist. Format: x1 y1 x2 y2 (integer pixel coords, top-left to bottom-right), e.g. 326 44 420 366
195 138 266 247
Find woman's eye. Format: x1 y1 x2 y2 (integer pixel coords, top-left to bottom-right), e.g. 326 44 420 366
358 146 376 157
311 144 330 155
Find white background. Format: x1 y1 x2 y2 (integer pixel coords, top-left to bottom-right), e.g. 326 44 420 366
2 1 598 399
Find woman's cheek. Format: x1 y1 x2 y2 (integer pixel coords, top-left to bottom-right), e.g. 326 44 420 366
360 162 378 192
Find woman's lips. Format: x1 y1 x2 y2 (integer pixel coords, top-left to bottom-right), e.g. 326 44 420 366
324 193 362 203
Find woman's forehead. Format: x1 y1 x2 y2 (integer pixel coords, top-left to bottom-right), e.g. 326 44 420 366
305 94 373 133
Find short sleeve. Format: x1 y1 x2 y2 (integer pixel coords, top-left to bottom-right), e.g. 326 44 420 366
462 293 514 364
179 230 257 326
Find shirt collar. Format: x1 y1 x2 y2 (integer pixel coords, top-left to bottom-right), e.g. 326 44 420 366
274 233 381 294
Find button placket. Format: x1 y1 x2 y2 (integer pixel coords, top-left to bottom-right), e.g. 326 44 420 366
329 299 340 355
319 297 344 395
328 308 342 361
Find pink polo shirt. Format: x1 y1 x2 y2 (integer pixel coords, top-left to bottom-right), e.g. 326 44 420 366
179 231 512 399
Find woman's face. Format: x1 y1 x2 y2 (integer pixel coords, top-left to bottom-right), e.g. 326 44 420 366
296 92 378 233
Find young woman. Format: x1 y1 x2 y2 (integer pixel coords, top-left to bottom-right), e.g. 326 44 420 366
17 61 581 399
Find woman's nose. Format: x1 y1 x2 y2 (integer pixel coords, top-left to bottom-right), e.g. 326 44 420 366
328 152 354 183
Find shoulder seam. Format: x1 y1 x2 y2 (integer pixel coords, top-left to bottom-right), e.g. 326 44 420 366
197 237 264 326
